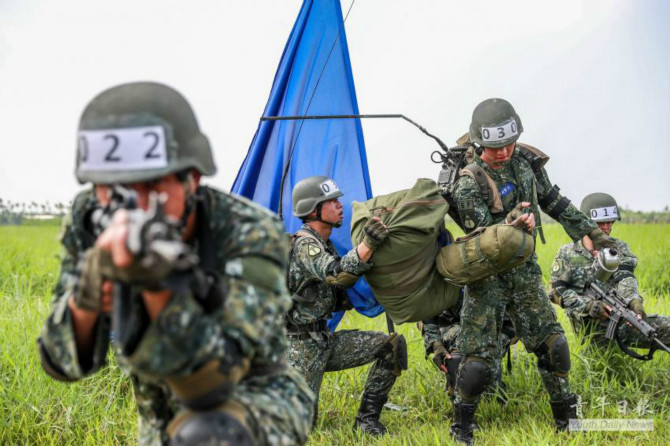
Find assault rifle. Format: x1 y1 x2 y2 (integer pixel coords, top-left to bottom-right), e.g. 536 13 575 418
586 248 670 360
90 185 196 351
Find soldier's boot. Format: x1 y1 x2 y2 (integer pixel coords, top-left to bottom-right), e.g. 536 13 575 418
449 402 477 446
550 393 578 432
353 392 388 436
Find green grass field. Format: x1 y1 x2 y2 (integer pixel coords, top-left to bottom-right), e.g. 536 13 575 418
1 224 669 445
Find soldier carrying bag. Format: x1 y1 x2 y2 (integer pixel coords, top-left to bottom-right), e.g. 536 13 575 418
351 179 533 324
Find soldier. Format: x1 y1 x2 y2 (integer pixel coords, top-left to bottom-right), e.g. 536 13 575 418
285 176 406 436
550 192 670 354
421 295 516 402
37 82 315 446
449 98 616 444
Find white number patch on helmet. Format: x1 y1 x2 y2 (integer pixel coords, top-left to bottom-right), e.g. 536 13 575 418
78 126 168 172
319 179 340 196
481 119 519 144
590 206 618 221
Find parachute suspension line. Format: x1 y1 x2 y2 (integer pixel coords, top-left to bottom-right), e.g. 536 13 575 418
276 0 358 216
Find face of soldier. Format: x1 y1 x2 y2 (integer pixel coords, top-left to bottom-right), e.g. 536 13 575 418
95 173 198 220
597 221 614 236
320 198 344 227
480 142 515 169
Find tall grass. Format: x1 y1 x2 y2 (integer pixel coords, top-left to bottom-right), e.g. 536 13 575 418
1 224 668 445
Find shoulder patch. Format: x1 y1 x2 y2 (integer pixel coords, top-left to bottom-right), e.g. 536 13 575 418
552 258 564 273
307 241 322 257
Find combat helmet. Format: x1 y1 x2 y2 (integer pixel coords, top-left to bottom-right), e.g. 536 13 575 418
580 192 621 222
469 98 523 148
76 82 216 184
292 176 343 218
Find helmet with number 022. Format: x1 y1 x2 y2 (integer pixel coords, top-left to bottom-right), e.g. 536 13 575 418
292 176 344 218
75 82 217 184
580 192 621 223
469 98 524 149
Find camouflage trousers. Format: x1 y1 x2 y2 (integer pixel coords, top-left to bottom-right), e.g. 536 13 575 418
455 259 571 403
438 319 515 392
286 329 397 418
133 366 315 446
572 314 670 354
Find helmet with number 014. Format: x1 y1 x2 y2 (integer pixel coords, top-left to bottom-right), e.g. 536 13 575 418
292 176 344 218
580 192 621 223
469 98 524 149
75 82 217 184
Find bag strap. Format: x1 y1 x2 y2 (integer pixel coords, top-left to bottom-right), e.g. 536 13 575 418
459 165 504 214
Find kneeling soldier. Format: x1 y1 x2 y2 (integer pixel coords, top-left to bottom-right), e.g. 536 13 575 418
285 176 406 436
550 192 670 357
37 82 314 445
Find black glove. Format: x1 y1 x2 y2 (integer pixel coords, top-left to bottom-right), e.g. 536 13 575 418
362 218 389 250
588 228 617 250
587 300 610 320
431 342 449 371
629 299 646 319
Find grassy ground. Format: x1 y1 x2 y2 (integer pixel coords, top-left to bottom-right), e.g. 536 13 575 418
1 224 669 445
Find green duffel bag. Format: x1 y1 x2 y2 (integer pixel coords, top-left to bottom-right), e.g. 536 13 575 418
436 224 535 286
351 179 461 324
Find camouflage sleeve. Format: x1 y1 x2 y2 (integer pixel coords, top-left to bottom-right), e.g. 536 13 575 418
292 238 371 282
612 240 640 301
549 245 592 317
535 167 597 241
453 175 493 231
38 191 110 381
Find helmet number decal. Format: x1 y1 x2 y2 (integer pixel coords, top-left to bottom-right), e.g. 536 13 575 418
481 119 518 144
78 126 168 172
590 206 618 222
319 179 340 196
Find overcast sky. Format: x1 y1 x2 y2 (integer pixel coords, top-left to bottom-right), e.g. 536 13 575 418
1 0 668 211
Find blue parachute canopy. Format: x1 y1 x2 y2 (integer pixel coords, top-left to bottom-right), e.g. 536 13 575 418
231 0 384 328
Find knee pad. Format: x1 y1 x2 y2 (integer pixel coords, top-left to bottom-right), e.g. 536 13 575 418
541 333 571 377
168 410 254 446
455 357 492 401
445 353 463 393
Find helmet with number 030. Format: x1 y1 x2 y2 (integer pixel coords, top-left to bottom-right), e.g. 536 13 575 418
580 192 621 223
292 176 344 218
469 98 524 149
75 82 217 184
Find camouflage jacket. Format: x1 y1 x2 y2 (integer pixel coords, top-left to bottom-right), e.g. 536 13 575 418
38 185 292 382
421 296 463 355
285 224 371 326
453 149 596 241
550 237 640 324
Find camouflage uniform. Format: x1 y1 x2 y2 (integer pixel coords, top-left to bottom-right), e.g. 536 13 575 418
422 296 516 396
452 148 597 405
285 224 397 419
38 186 315 446
550 237 670 351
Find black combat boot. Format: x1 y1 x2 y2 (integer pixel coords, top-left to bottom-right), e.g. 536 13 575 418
353 392 388 436
550 393 578 431
449 402 477 445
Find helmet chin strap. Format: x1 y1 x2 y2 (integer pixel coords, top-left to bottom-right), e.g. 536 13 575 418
305 202 342 228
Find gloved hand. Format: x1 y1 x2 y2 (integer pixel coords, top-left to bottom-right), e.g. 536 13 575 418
72 248 106 312
587 300 611 320
505 202 528 224
326 271 360 288
588 228 617 250
431 342 450 372
362 217 389 251
629 299 646 319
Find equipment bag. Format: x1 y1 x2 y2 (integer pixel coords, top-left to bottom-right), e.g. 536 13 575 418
436 224 534 286
351 178 535 324
351 179 460 324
